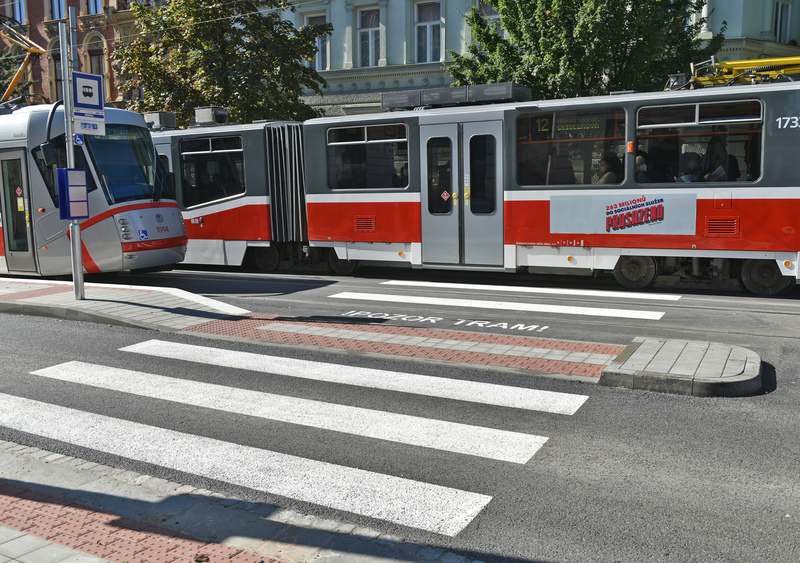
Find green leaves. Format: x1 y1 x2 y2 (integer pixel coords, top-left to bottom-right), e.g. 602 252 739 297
114 0 331 125
450 0 725 99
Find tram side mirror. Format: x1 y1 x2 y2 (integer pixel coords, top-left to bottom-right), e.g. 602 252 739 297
39 141 57 166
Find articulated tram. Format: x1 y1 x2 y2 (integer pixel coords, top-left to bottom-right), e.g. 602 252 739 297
0 104 187 276
153 80 800 296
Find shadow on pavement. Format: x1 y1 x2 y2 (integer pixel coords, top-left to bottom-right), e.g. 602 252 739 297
1 476 549 563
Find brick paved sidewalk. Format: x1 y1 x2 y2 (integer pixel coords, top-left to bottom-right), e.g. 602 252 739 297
0 481 276 563
186 314 627 378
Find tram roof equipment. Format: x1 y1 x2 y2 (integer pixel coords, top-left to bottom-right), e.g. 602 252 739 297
669 55 800 89
381 82 531 111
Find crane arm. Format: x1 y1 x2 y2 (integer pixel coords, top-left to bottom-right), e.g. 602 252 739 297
0 17 46 103
690 55 800 87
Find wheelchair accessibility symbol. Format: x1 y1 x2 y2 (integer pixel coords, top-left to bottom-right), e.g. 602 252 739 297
138 230 149 240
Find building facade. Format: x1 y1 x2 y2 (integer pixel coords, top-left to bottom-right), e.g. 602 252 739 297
301 0 800 114
2 0 799 112
699 0 800 60
2 0 155 105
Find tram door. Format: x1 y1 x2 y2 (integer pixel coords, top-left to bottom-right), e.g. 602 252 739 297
420 121 504 266
0 150 36 272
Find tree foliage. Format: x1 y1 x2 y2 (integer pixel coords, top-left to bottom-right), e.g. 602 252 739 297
449 0 725 99
0 51 20 96
0 47 36 103
114 0 331 125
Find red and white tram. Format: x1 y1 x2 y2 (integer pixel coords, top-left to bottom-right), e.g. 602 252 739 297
154 81 800 296
151 113 304 272
0 104 187 276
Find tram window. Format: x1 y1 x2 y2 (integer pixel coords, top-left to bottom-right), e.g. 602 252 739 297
158 155 170 172
180 136 246 206
1 159 27 252
31 134 97 206
181 139 210 153
517 108 625 186
327 123 409 189
636 101 762 183
367 124 406 141
469 135 496 214
699 101 761 123
638 105 696 127
328 127 365 143
427 137 452 215
86 125 177 204
212 137 242 151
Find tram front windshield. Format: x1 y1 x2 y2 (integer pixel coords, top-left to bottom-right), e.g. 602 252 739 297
85 124 174 203
33 124 174 206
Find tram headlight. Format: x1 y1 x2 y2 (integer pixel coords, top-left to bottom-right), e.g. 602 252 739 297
120 226 131 232
122 233 134 240
118 218 129 225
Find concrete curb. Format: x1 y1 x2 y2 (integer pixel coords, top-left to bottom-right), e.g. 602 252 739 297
0 301 153 329
599 337 762 397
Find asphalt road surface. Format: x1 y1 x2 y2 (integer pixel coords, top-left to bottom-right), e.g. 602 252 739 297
1 268 798 562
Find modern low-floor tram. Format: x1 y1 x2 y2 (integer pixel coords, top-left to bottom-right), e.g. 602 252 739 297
0 104 187 276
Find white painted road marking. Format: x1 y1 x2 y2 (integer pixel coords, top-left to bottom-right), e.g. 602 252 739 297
31 361 548 464
0 278 250 315
381 279 682 301
121 340 589 415
0 393 490 536
329 291 666 320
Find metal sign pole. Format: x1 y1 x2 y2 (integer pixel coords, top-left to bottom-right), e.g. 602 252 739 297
59 20 84 300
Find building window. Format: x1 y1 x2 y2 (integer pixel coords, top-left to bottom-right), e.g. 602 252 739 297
416 2 441 63
359 9 380 67
51 56 64 101
51 0 65 19
306 14 327 71
86 36 105 77
479 0 502 34
89 51 104 75
87 0 103 15
775 1 792 43
12 0 27 24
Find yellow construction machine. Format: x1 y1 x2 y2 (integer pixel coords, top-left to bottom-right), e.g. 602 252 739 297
0 16 45 103
666 55 800 90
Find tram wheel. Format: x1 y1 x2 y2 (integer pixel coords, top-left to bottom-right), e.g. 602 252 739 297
254 246 280 272
327 248 358 276
613 256 659 290
738 259 795 296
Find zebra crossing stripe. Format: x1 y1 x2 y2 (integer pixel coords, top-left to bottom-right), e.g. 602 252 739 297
0 393 491 536
31 361 548 464
329 291 666 320
120 340 589 415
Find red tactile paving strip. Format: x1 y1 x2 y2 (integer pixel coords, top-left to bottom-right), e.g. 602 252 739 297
0 481 276 563
0 285 73 301
186 315 626 378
